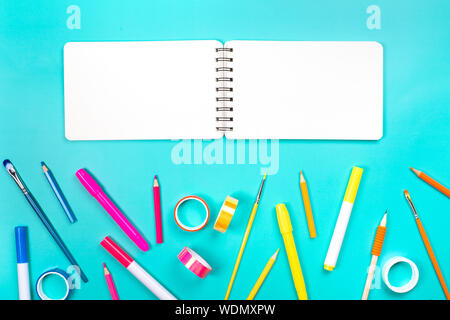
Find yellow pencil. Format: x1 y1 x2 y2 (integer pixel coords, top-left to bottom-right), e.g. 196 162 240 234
247 249 279 300
224 173 267 300
300 171 316 238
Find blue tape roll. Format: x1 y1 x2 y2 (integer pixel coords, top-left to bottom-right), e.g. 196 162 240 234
36 268 71 300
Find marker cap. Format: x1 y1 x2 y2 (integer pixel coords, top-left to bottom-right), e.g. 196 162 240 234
343 167 363 203
76 169 101 197
15 226 29 263
276 204 293 234
101 236 133 268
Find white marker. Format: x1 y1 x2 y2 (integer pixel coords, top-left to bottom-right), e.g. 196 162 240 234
324 167 363 271
15 226 31 300
101 236 177 300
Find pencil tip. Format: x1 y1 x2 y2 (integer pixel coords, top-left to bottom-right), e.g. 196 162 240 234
380 212 387 227
273 249 280 259
263 172 267 179
300 171 305 182
410 167 420 175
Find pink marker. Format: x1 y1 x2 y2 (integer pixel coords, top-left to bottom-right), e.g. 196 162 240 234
101 236 176 300
76 169 149 251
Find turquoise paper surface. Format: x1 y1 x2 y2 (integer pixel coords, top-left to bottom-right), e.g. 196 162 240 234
0 0 449 300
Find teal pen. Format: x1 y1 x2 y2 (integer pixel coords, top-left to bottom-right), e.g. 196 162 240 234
41 162 77 223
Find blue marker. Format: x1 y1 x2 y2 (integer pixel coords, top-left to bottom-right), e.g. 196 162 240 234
15 226 31 300
41 162 77 223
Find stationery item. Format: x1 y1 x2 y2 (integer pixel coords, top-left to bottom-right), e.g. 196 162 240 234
299 171 316 238
103 263 119 300
15 226 31 300
224 174 267 300
276 204 308 300
324 166 363 271
3 160 88 283
64 40 383 140
41 162 77 223
36 268 71 300
382 256 419 294
213 196 239 233
101 236 177 300
174 195 210 232
153 175 163 243
404 190 450 299
362 212 387 300
247 249 279 300
410 167 449 197
178 247 212 279
76 169 149 251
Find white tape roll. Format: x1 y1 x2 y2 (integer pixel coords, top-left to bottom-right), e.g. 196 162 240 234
382 256 419 293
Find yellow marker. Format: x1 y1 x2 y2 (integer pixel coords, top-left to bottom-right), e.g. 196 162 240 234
276 204 308 300
247 249 279 300
324 166 363 271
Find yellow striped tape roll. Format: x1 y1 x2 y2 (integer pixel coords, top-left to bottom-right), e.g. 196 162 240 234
213 196 239 233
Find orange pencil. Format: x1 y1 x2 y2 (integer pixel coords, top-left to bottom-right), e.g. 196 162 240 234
410 167 449 197
404 190 450 300
300 171 316 238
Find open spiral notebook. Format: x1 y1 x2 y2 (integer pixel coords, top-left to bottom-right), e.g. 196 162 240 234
64 40 383 140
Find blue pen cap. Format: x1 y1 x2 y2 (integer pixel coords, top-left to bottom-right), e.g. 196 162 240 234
15 226 29 263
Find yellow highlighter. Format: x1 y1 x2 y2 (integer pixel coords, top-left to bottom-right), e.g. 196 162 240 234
276 204 308 300
324 166 363 271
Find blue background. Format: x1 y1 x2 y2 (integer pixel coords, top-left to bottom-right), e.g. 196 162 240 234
0 0 449 300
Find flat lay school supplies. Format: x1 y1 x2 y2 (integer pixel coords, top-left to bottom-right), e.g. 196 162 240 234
101 236 177 300
299 171 316 238
178 247 212 279
362 212 387 300
76 169 149 251
15 226 30 300
404 190 450 299
36 268 72 300
41 162 77 223
3 160 88 283
153 176 163 243
103 263 119 300
382 256 419 294
213 196 238 233
64 41 383 140
225 174 267 300
247 249 279 300
174 196 210 232
276 204 308 300
410 167 450 197
324 166 363 271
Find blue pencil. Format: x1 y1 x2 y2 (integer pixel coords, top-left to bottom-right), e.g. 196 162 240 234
41 162 77 223
3 159 88 283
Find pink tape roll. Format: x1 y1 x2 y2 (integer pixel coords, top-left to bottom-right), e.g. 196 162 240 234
177 247 212 279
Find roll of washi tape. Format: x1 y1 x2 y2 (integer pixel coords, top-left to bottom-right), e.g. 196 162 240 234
36 268 71 300
382 256 419 293
178 247 212 279
213 196 238 233
174 196 210 232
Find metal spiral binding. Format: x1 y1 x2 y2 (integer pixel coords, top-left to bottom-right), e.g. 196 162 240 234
216 47 233 132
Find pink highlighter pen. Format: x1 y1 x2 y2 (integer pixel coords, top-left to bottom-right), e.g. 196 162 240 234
76 169 149 251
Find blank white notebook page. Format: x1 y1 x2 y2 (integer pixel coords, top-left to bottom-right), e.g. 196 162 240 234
64 40 220 140
227 41 383 140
